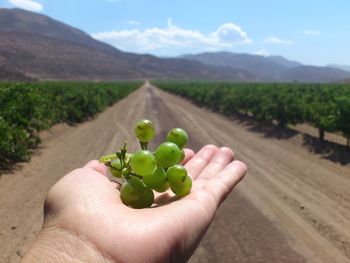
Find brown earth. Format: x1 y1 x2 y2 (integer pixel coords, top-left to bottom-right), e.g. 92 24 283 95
1 82 350 263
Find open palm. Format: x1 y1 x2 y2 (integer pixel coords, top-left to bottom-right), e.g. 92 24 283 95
24 145 247 263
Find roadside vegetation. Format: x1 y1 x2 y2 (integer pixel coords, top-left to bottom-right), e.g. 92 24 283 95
155 81 350 147
0 81 141 167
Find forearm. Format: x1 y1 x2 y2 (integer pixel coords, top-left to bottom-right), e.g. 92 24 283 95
21 226 112 263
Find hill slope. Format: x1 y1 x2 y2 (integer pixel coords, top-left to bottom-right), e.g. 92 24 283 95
1 8 349 82
0 8 119 54
0 30 143 80
0 8 256 81
327 64 350 72
0 67 34 81
182 52 350 82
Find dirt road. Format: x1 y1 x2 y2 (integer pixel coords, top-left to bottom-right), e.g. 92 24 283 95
1 82 350 262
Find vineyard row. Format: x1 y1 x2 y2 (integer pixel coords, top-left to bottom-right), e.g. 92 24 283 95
155 81 350 147
0 82 141 167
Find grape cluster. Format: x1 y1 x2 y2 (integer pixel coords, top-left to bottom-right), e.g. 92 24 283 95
99 119 191 208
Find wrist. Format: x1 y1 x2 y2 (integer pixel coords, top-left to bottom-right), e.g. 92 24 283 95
21 226 111 263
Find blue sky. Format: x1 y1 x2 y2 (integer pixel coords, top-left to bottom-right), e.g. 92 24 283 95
1 0 350 66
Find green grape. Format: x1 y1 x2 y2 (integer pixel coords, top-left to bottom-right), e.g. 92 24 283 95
166 128 188 149
178 149 185 163
131 187 154 208
166 164 188 184
155 142 181 168
169 176 192 197
120 177 154 208
130 150 156 176
143 166 169 192
135 119 155 142
166 164 192 197
110 159 122 178
120 177 144 202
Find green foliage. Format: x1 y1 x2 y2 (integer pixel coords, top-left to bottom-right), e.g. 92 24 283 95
335 96 350 146
0 81 140 166
155 81 350 146
0 117 29 164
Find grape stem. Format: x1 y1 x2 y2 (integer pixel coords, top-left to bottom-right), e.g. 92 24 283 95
118 141 128 168
129 173 142 179
139 141 148 150
99 153 118 164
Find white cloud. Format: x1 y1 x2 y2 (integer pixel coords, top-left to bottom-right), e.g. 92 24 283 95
255 49 270 57
301 30 320 36
8 0 43 11
92 18 252 54
124 20 140 26
211 23 252 44
263 37 294 45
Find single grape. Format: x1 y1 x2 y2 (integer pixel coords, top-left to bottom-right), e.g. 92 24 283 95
135 119 155 142
166 164 188 184
136 186 154 208
110 159 122 178
143 166 169 192
167 164 192 197
130 150 156 176
166 128 188 149
120 177 144 203
120 177 154 208
155 142 181 168
178 149 185 163
169 175 192 197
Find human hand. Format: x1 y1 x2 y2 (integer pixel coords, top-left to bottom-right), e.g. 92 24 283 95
22 145 247 263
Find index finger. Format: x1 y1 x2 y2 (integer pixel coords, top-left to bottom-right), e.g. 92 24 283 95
185 145 218 180
182 148 195 164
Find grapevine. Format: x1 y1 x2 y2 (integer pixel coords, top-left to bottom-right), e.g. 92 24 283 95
99 119 191 208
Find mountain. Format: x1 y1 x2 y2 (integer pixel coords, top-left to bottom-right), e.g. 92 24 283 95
0 67 34 81
281 66 350 83
182 52 350 82
0 8 119 54
268 56 302 68
1 8 349 82
0 8 256 81
0 30 143 80
327 64 350 72
182 52 288 81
